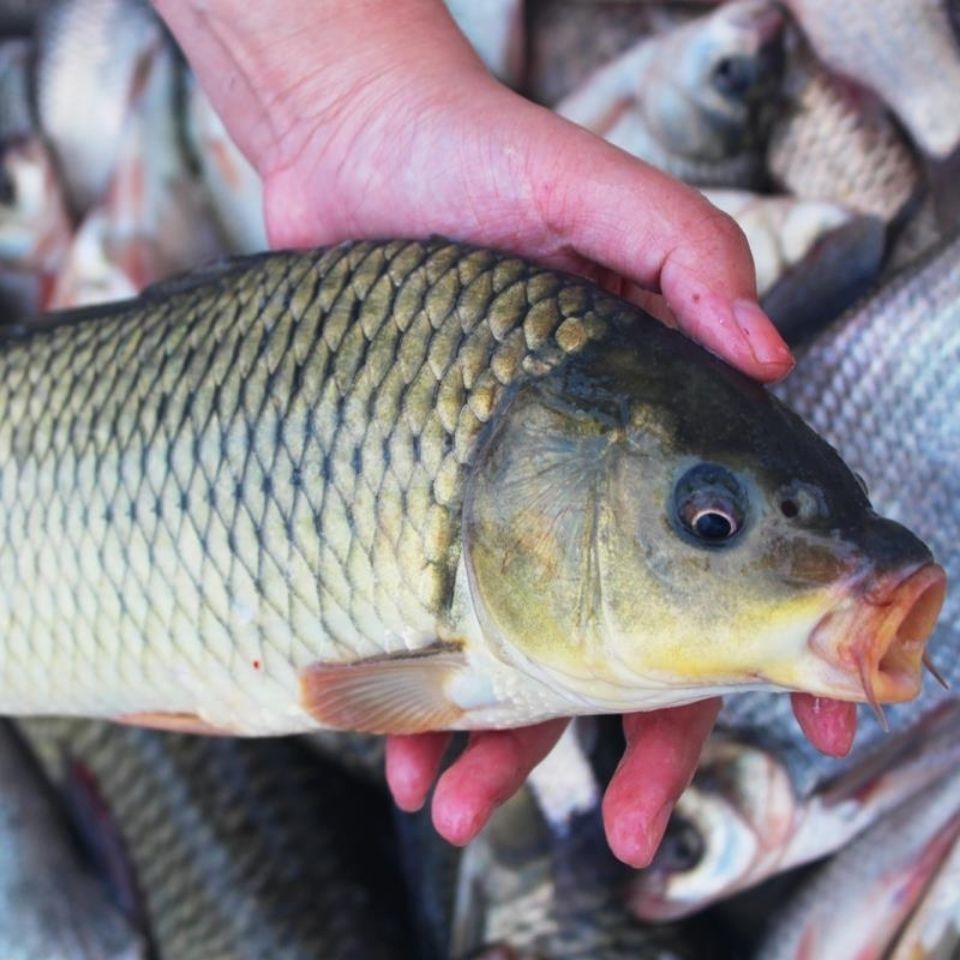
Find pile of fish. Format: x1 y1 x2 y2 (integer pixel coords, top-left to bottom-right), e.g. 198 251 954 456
0 1 957 958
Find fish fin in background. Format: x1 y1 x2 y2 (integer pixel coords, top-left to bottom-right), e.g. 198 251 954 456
62 758 148 936
114 711 236 735
300 644 468 733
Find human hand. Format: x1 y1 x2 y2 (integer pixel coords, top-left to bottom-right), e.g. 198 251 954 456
155 0 847 868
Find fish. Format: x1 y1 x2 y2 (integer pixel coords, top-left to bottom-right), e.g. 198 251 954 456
18 718 413 960
701 190 885 340
0 239 945 736
785 0 960 159
35 0 167 215
766 42 921 223
450 758 698 958
183 76 268 256
0 720 146 960
48 42 223 309
555 0 785 187
0 40 73 316
629 700 960 920
526 0 694 106
629 233 960 920
754 768 960 960
887 829 960 960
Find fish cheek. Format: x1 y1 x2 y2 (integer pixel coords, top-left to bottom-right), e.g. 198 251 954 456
463 388 617 674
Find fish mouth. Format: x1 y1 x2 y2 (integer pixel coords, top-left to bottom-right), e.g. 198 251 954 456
811 563 947 710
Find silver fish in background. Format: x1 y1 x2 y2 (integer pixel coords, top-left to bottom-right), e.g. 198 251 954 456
19 718 413 960
701 189 885 339
556 0 785 187
0 240 945 734
183 76 267 255
48 42 223 310
630 233 960 921
451 781 699 959
766 43 921 223
785 0 960 159
525 0 694 106
0 40 73 318
630 700 960 921
887 829 960 960
0 720 146 960
35 0 166 215
754 769 960 960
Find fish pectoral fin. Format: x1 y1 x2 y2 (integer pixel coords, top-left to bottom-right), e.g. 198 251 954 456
299 644 467 734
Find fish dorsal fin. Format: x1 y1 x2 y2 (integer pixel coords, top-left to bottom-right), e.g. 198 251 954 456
299 643 467 734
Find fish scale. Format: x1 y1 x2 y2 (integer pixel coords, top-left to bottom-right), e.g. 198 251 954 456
18 718 411 960
723 234 960 782
0 238 614 732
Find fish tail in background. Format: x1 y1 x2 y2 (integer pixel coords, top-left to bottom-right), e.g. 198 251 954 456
0 719 147 959
19 718 414 960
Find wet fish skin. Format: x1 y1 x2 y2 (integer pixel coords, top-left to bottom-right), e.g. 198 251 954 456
0 720 146 960
755 769 960 960
630 234 960 921
786 0 960 159
0 239 942 734
767 43 921 223
556 0 785 187
19 718 412 960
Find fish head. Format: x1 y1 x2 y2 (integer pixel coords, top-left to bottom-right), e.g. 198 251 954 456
464 320 946 713
627 738 797 920
645 0 784 159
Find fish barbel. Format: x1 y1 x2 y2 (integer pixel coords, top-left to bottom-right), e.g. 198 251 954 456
0 239 945 735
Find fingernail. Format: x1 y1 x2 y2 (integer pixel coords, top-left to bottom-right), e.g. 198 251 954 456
732 299 794 370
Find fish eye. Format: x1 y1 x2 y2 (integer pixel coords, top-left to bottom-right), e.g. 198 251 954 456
673 464 746 547
657 815 705 872
711 55 757 97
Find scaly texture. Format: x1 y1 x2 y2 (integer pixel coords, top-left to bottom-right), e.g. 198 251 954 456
19 718 412 960
723 234 960 788
0 239 615 731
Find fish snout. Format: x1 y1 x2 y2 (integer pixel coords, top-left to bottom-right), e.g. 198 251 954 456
813 562 947 708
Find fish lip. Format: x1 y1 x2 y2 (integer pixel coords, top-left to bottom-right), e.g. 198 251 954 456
810 562 947 706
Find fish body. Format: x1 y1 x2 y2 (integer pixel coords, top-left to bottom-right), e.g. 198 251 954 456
888 830 960 960
755 769 960 960
555 0 784 187
0 239 943 735
451 770 697 958
786 0 960 159
0 720 145 960
767 44 921 222
184 76 267 256
630 234 960 921
18 718 412 960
